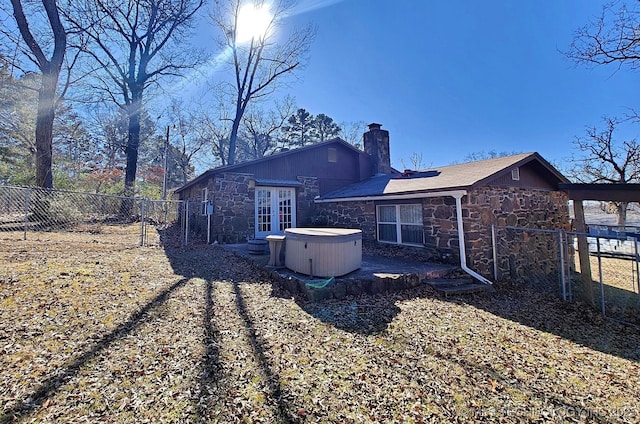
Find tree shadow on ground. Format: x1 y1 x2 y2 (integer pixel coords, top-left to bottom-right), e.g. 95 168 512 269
2 277 190 424
158 229 295 422
272 284 402 335
450 281 640 363
272 268 640 362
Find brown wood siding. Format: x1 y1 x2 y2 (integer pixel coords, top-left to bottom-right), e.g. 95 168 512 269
484 162 557 190
231 144 368 195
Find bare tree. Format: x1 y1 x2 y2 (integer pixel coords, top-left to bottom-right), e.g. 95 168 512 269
567 1 640 70
169 101 207 185
568 117 640 225
3 0 67 188
240 96 294 159
65 0 204 197
211 0 314 165
191 104 233 167
338 120 366 148
400 152 428 171
464 150 520 162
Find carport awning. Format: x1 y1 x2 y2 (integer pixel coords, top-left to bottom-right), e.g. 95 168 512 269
559 183 640 202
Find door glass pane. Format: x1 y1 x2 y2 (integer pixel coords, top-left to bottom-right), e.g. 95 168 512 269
399 204 422 224
257 190 271 232
378 205 396 223
279 189 293 231
378 223 397 242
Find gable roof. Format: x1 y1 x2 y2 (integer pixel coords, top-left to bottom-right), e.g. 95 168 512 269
317 152 569 201
175 138 362 193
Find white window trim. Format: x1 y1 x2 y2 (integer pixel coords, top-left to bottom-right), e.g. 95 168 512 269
376 204 424 246
511 167 520 181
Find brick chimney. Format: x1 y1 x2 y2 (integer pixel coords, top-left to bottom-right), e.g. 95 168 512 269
363 123 392 175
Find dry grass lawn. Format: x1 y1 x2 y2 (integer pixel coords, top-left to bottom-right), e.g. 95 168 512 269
1 226 639 423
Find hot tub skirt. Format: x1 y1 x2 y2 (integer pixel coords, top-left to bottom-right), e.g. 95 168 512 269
284 228 362 277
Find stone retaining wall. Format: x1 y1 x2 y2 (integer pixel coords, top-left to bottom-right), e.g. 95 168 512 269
270 271 423 302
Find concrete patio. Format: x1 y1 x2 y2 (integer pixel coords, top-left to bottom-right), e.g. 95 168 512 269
222 242 489 300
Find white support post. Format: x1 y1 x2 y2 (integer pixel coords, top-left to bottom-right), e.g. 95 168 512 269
454 193 493 285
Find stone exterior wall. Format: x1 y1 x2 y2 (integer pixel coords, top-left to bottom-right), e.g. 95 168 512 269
210 172 255 243
314 200 377 240
314 187 570 280
295 176 320 227
180 172 322 243
466 187 570 280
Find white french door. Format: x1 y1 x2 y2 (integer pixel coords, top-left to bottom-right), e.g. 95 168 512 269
255 187 296 238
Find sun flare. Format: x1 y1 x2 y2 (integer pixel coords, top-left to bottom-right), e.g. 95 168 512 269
236 3 273 43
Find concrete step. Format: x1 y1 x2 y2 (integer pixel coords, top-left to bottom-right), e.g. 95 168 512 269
427 278 490 296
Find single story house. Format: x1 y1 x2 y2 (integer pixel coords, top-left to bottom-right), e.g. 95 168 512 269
174 124 392 242
176 123 571 281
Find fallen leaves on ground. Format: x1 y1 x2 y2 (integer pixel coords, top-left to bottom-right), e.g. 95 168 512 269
1 227 639 423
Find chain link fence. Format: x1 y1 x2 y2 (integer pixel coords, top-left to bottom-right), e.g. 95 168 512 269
568 231 640 326
491 225 570 300
0 185 187 247
492 225 640 326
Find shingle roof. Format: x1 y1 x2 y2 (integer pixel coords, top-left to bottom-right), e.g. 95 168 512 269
175 138 360 193
318 152 568 200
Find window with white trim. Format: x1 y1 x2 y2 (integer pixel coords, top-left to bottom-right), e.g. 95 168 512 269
377 204 423 245
511 167 520 181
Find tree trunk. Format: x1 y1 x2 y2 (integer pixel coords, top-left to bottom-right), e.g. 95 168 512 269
123 94 142 198
228 101 245 166
10 0 66 189
35 66 57 189
120 93 142 217
617 201 628 226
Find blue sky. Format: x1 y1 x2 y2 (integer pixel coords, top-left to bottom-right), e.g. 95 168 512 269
270 0 640 170
183 1 640 171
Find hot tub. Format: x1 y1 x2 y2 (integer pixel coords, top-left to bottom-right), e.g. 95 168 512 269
284 228 362 277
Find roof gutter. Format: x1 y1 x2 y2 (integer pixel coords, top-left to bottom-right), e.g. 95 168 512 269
315 189 493 285
313 189 468 203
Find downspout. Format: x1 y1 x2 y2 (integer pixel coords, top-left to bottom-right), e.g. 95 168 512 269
453 193 493 285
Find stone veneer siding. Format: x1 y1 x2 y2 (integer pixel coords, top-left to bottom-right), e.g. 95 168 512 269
181 172 320 243
295 176 320 227
315 187 570 280
464 187 570 279
314 200 377 240
211 172 255 243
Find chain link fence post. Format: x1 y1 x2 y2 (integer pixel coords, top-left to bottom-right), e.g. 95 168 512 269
140 199 146 247
595 237 606 317
23 188 31 240
184 201 190 246
558 230 567 301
